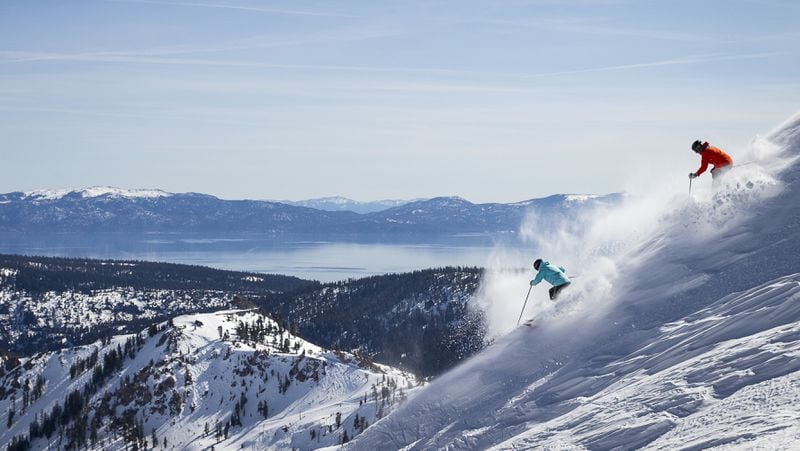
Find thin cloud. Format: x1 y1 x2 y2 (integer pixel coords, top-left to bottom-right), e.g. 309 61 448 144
0 50 780 82
0 28 404 63
458 16 721 43
104 0 355 18
521 52 780 78
0 51 472 75
0 104 271 127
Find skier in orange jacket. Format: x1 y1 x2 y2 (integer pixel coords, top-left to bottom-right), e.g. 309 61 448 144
689 140 734 181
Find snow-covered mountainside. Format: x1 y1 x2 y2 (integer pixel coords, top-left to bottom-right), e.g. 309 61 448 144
349 114 800 450
0 254 314 355
1 310 419 450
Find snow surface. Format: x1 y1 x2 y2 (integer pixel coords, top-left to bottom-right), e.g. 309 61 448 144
22 186 172 200
348 113 800 450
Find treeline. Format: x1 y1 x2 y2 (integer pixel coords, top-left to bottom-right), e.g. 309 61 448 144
257 266 488 377
0 254 317 295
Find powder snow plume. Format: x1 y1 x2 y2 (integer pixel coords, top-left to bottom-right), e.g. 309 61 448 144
473 115 794 338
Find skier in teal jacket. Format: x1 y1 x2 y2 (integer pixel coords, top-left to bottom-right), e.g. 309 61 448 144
531 259 571 300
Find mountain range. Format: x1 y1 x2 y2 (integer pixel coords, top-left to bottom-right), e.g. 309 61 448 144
0 188 622 235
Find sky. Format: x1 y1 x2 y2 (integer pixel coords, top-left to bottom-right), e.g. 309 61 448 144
0 0 798 203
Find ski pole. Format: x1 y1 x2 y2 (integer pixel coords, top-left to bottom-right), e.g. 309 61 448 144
516 285 533 326
688 177 693 196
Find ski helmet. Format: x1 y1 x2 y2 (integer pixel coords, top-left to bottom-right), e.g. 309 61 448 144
692 140 704 153
533 259 542 270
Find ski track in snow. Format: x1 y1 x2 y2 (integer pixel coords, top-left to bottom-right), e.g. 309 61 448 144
348 114 800 450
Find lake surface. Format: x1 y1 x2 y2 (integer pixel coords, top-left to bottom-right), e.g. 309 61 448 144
0 233 514 282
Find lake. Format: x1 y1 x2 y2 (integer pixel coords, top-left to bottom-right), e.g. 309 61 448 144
0 233 517 282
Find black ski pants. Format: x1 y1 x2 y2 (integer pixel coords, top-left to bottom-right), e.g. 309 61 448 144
549 282 570 300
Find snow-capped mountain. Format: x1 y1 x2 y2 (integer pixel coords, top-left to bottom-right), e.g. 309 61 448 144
1 310 420 450
279 196 414 214
21 186 173 201
0 188 621 235
348 114 800 449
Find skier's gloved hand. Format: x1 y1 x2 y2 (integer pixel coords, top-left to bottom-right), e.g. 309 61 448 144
688 172 697 179
529 280 536 286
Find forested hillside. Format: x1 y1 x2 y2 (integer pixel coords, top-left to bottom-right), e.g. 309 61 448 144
258 267 488 377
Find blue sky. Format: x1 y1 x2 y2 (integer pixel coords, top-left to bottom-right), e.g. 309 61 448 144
1 0 798 202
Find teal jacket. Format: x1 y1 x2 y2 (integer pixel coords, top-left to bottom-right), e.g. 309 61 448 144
531 261 571 287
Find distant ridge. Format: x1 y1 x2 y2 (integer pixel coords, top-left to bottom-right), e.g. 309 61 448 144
0 187 623 235
279 196 415 214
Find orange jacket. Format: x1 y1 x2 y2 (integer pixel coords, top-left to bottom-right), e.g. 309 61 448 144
695 144 733 176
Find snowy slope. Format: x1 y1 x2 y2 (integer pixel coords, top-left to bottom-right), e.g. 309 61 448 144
348 114 800 450
0 310 419 450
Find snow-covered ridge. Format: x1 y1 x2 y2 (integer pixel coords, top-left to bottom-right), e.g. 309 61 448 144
564 194 601 202
0 309 420 450
22 186 172 200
